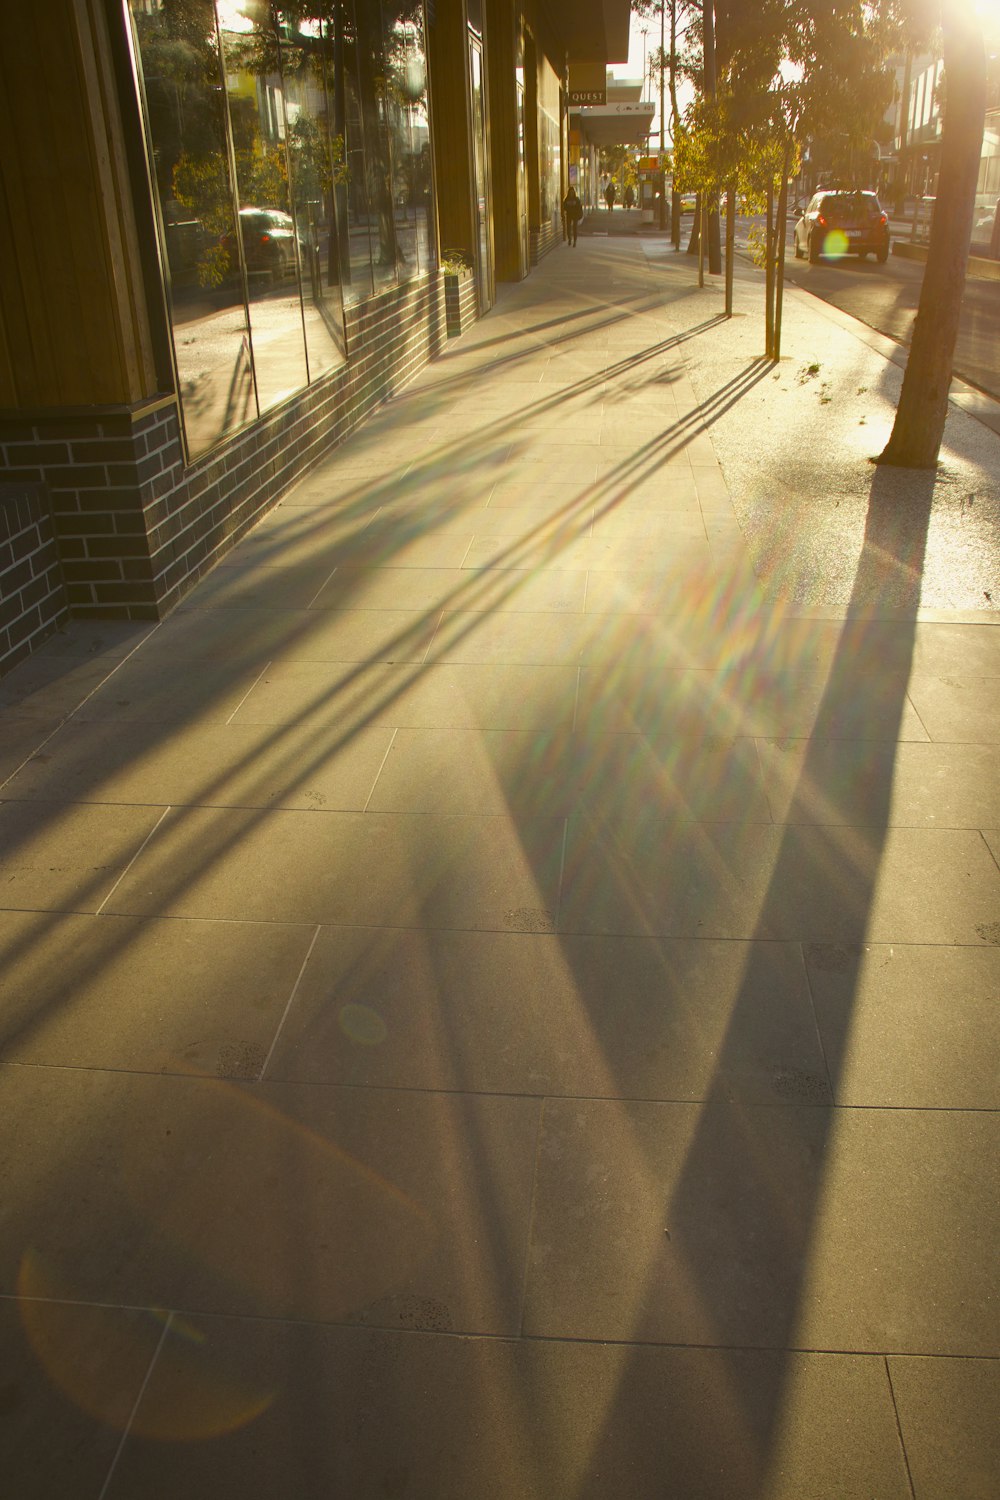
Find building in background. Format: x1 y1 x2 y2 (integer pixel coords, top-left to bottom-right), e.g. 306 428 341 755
0 0 629 673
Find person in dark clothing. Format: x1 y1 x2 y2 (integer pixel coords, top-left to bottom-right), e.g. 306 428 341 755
624 184 635 210
563 186 583 246
604 182 616 211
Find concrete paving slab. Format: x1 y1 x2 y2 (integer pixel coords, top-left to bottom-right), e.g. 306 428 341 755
2 716 396 812
231 661 580 733
0 1066 539 1331
758 738 1000 826
524 1098 999 1353
102 1322 912 1500
364 727 770 824
887 1356 1000 1500
308 563 586 614
905 671 1000 742
559 816 1000 943
0 800 167 914
806 941 1000 1108
0 911 314 1076
266 926 827 1105
0 1294 160 1500
136 604 440 668
576 659 932 741
106 805 564 931
431 609 593 664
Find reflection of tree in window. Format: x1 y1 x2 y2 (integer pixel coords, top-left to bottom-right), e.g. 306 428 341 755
354 1 399 272
130 0 237 290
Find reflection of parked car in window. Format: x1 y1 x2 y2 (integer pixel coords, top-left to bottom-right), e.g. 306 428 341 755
221 208 301 282
794 190 890 264
973 199 1000 258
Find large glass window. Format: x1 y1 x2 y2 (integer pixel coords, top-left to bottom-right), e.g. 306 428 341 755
128 1 435 460
537 58 561 241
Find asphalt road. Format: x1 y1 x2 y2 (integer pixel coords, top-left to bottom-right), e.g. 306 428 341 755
733 215 999 402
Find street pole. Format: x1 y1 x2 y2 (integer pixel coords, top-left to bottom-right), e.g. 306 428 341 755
659 1 667 229
703 0 721 274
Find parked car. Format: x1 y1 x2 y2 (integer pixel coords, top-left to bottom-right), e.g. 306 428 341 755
793 190 890 264
221 207 301 282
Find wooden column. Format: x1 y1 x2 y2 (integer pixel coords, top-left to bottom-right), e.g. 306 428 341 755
426 0 477 269
484 0 522 281
0 0 158 408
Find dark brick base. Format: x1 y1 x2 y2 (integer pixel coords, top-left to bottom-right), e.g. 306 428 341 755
531 221 559 265
0 273 460 626
0 485 69 676
444 273 480 336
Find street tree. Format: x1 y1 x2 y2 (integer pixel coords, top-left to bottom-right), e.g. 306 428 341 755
681 1 893 356
878 0 987 468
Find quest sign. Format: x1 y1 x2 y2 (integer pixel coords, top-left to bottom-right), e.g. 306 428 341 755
568 88 607 106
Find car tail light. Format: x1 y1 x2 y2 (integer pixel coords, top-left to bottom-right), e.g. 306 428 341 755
260 233 272 244
816 214 827 226
879 212 888 225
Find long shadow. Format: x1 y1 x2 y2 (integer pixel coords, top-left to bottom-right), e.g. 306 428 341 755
0 245 800 1487
0 352 770 1029
546 462 938 1494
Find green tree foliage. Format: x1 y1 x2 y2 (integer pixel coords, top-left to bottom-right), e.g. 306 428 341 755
674 2 895 353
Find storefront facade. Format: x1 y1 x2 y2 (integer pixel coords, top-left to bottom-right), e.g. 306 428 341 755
0 0 628 671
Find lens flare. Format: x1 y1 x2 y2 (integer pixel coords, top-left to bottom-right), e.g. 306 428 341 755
17 1250 274 1440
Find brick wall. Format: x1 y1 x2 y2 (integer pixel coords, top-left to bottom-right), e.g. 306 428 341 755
531 221 559 265
444 272 480 337
0 484 69 675
0 273 455 625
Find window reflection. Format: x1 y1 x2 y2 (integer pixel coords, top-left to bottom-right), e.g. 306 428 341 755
385 4 435 277
128 1 434 458
217 15 309 413
129 0 255 455
277 11 348 376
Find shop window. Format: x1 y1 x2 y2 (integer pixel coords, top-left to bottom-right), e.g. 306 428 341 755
128 1 435 460
128 0 256 457
537 59 562 239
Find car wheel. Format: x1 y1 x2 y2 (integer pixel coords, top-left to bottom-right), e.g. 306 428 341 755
808 232 820 264
876 241 889 264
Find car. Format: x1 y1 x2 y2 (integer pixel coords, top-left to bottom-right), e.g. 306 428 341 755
221 207 301 282
793 190 890 264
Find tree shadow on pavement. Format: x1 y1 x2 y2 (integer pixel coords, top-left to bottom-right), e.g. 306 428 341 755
550 462 939 1494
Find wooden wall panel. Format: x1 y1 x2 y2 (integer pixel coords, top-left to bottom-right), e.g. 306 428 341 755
426 0 477 269
0 0 157 409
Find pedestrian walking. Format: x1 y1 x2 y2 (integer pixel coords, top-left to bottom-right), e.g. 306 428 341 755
624 184 635 210
562 186 583 246
604 181 616 212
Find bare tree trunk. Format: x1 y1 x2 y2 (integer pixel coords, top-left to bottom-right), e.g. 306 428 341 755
773 178 779 357
725 183 735 316
702 0 721 274
687 192 701 254
669 1 682 248
879 4 986 468
698 194 705 286
773 144 792 360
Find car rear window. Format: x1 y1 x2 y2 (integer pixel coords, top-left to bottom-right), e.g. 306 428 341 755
820 193 881 219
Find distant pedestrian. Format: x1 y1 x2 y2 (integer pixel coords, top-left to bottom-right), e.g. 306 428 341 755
624 184 635 210
604 182 616 212
562 186 583 246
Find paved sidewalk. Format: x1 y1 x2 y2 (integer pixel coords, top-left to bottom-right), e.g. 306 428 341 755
1 236 998 1499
